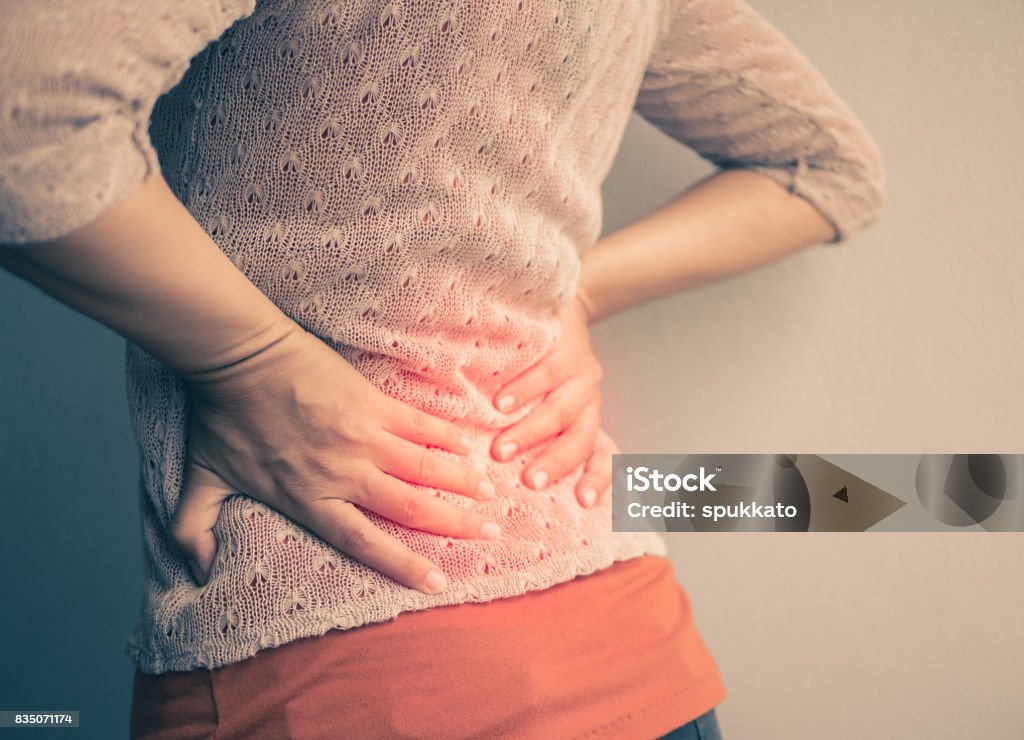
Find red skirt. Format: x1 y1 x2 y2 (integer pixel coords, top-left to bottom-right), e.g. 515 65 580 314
130 555 726 739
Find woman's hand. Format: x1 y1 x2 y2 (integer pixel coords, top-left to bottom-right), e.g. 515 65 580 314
489 293 610 508
172 321 501 594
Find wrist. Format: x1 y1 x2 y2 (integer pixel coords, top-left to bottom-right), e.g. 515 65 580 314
573 283 598 326
182 313 306 389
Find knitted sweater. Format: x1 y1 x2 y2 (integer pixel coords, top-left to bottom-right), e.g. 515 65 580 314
0 0 885 674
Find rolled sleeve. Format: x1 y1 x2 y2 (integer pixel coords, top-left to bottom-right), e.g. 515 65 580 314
0 0 255 245
633 0 886 243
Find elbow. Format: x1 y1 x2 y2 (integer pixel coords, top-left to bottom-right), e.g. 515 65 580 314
830 133 887 243
857 134 888 231
741 126 888 245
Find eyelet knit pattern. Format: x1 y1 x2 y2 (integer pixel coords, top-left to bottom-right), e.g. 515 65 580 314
0 0 885 674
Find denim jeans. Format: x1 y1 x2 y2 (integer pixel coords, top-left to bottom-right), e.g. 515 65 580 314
657 707 723 740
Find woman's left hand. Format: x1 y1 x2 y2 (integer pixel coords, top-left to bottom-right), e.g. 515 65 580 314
489 293 609 508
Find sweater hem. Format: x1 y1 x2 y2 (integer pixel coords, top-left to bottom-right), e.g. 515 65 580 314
124 531 668 675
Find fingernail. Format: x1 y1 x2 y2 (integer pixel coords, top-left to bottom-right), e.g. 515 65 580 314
459 434 473 453
480 521 501 540
478 479 496 500
496 394 516 412
499 441 517 461
424 570 448 594
531 470 548 490
582 487 597 507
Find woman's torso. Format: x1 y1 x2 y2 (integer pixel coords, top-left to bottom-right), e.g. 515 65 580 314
125 0 673 674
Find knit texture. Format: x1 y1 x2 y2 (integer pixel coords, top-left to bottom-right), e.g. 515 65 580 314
0 0 885 674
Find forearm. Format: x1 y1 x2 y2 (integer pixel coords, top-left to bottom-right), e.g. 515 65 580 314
0 174 300 380
576 167 841 325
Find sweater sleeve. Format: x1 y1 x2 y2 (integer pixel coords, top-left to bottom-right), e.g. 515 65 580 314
633 0 886 243
0 0 256 246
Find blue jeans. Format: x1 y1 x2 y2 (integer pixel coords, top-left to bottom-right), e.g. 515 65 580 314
658 708 723 740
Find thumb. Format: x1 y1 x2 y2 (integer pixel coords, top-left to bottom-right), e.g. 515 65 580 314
171 460 234 586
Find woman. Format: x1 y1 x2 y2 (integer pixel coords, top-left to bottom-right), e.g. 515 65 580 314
0 0 884 736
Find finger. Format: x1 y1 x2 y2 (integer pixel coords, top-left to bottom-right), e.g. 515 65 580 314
576 430 616 508
299 497 451 594
171 462 235 585
375 430 496 501
522 401 600 491
492 377 591 462
493 356 562 413
381 400 472 455
349 469 502 541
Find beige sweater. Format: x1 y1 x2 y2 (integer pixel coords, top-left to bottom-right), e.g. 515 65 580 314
0 0 885 674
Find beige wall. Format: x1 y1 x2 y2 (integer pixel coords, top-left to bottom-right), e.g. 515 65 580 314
598 1 1024 737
